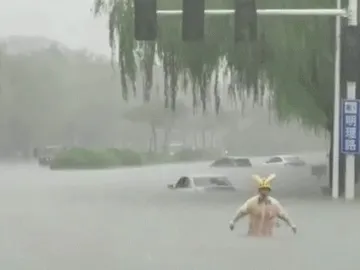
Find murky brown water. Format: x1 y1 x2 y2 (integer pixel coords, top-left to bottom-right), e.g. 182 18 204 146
0 157 358 270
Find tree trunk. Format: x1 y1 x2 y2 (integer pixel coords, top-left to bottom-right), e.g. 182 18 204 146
193 132 198 148
148 136 153 153
210 132 214 148
150 124 157 153
162 126 172 153
201 129 206 149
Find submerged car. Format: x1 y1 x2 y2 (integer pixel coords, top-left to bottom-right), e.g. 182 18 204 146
210 156 252 168
167 174 236 192
263 155 306 167
36 145 66 166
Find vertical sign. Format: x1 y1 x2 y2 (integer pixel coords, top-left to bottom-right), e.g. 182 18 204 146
341 99 360 154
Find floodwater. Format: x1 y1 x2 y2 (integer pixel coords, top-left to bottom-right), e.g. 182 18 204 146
0 153 359 270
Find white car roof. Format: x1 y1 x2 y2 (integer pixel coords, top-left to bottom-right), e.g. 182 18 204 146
221 156 250 160
185 174 228 179
270 155 300 158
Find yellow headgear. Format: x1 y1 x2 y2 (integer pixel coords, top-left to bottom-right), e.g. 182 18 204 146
252 174 276 190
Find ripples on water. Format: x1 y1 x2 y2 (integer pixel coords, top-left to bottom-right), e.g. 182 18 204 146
119 193 360 270
0 161 359 270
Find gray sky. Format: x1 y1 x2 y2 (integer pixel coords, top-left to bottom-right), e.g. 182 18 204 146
0 0 110 55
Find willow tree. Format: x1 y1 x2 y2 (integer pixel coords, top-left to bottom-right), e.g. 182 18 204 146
94 0 344 189
94 0 337 138
94 0 267 113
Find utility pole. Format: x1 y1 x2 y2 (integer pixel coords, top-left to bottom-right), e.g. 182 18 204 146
343 0 359 199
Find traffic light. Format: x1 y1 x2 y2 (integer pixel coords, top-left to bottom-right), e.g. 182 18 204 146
234 0 257 42
134 0 157 41
343 26 360 81
182 0 205 41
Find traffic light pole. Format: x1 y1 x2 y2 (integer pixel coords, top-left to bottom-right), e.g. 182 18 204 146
157 9 347 16
157 6 357 199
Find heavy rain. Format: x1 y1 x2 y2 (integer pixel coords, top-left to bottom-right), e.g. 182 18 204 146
0 0 360 269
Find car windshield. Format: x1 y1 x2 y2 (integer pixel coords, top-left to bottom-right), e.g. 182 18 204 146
211 158 235 167
193 177 230 187
234 158 252 167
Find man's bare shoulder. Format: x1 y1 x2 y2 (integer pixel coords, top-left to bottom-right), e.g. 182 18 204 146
245 195 260 204
268 196 281 205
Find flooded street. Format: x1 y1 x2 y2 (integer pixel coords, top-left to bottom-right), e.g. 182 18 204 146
0 156 359 270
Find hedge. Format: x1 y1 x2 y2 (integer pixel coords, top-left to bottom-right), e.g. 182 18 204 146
50 148 142 170
49 147 220 170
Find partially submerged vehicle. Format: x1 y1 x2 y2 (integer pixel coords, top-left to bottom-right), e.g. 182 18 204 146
167 174 236 192
210 156 252 168
36 145 66 166
263 155 306 167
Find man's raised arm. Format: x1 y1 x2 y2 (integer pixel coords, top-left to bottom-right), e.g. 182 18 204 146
276 202 297 233
229 200 250 230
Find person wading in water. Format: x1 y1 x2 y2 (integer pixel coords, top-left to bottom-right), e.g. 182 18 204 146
228 174 297 237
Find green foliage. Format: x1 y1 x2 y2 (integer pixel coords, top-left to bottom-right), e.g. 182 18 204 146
49 147 220 170
50 148 142 170
106 148 143 166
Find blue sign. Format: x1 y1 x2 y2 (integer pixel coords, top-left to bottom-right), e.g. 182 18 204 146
341 99 360 154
